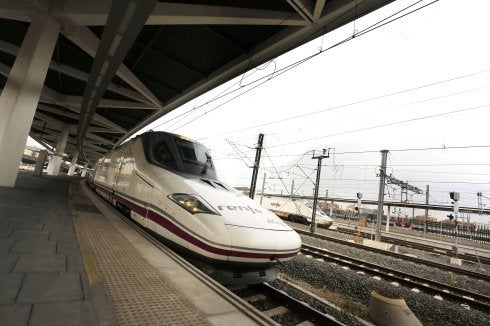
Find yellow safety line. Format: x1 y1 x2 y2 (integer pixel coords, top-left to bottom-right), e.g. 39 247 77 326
74 218 101 285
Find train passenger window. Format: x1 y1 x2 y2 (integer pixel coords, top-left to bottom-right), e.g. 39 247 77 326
153 140 176 168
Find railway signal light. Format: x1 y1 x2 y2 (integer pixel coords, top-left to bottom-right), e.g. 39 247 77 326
449 192 460 213
355 192 362 216
448 192 460 255
449 192 460 202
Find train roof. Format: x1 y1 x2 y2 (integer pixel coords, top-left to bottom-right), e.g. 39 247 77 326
137 131 200 145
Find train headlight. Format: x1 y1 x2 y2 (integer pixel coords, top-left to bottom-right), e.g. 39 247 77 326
169 193 219 215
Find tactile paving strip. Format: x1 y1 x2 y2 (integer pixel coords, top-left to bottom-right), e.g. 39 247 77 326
71 185 209 325
73 203 101 213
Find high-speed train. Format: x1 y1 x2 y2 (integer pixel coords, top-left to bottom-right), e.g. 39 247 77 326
89 131 301 285
260 195 334 229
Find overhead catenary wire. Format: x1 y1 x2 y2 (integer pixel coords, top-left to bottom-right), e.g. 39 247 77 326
163 0 440 134
214 145 490 158
184 1 489 208
387 151 412 183
214 143 490 163
209 104 490 162
199 73 490 143
214 146 490 189
224 162 489 187
266 104 490 149
147 60 277 132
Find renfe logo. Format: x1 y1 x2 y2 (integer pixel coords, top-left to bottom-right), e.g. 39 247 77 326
217 205 262 214
271 202 280 208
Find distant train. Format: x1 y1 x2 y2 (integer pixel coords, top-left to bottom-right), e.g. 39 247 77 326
89 131 301 285
260 195 334 229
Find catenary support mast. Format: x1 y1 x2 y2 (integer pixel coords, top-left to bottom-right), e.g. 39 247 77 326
376 150 388 241
249 133 264 199
310 149 329 233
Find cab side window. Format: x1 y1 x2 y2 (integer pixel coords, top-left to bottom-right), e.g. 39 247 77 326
153 140 177 169
180 146 197 162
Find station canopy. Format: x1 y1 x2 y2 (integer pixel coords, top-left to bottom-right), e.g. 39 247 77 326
0 0 393 163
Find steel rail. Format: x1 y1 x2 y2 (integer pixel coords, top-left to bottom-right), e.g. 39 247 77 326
250 282 347 326
82 180 277 325
293 228 490 282
301 244 490 313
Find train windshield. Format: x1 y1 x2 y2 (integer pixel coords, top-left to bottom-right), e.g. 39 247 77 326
175 138 214 175
153 140 178 170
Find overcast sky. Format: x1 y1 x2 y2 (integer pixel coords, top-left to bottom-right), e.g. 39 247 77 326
140 0 490 222
28 0 490 222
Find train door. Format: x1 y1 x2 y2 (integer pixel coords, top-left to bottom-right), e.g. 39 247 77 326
112 159 123 190
115 148 134 193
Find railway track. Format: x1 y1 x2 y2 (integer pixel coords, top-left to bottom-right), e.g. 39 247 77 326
235 280 347 326
336 227 490 265
97 184 352 325
301 243 490 313
89 183 278 325
293 228 490 282
121 215 353 324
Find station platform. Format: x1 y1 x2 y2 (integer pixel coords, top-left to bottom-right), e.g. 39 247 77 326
0 172 271 325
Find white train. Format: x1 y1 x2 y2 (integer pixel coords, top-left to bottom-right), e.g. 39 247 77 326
260 195 334 229
89 131 301 285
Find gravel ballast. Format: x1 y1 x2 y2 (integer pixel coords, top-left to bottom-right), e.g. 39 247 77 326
274 222 490 325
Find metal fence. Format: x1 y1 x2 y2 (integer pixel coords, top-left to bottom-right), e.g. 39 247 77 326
411 221 490 243
331 213 490 243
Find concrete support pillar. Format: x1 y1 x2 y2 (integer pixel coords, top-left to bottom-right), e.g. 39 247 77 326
33 150 48 177
46 126 70 176
81 162 89 177
0 13 61 187
67 152 79 176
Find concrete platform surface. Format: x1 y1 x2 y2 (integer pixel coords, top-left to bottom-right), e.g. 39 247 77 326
0 172 113 326
0 172 269 325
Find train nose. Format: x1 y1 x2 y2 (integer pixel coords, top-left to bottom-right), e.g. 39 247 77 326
225 224 301 263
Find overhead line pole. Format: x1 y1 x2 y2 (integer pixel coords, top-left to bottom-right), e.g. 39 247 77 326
424 185 429 236
376 150 388 241
260 172 266 205
249 133 264 199
310 149 330 233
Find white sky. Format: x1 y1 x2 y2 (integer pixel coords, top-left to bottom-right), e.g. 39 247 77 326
147 0 490 222
29 0 490 222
